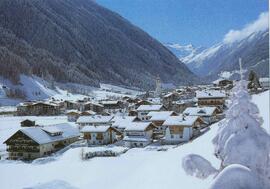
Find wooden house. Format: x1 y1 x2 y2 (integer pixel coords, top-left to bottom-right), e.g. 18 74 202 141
123 122 156 147
162 115 204 144
81 126 122 145
183 107 219 124
196 90 226 109
100 100 124 113
136 104 165 121
4 123 80 160
76 115 114 128
146 111 178 132
17 101 61 116
20 119 36 127
111 116 138 132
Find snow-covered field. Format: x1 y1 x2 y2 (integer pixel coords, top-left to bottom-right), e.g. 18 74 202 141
0 91 268 189
252 90 269 133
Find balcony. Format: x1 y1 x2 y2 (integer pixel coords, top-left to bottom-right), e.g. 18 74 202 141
7 147 39 153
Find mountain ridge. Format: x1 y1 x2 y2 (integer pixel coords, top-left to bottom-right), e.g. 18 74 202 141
0 0 197 89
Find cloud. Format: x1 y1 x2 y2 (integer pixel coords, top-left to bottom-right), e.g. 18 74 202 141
223 12 269 44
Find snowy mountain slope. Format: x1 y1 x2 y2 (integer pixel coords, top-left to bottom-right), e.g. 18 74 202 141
183 30 269 78
164 43 205 62
0 90 268 189
0 75 143 106
0 0 196 89
0 75 58 105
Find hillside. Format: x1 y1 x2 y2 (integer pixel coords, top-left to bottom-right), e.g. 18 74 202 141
0 0 196 89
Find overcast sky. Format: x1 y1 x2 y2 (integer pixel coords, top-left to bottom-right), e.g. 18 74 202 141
96 0 268 47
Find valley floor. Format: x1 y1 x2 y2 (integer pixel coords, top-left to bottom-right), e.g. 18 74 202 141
0 91 268 189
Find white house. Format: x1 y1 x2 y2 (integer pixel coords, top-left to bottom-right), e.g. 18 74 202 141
111 116 138 132
146 111 178 132
76 115 114 128
162 115 204 144
80 125 122 145
183 107 219 124
136 104 165 121
123 122 156 148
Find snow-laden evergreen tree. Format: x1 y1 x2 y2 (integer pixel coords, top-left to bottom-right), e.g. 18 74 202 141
182 78 270 188
212 79 270 187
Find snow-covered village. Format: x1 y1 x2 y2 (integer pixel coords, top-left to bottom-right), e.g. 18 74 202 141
0 0 269 189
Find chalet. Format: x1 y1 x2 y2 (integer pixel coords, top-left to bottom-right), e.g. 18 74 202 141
213 79 233 90
170 99 196 113
162 115 204 144
64 100 80 110
89 102 104 114
66 110 81 122
136 104 165 121
146 111 177 132
76 115 114 128
17 101 61 116
20 119 36 127
123 122 156 148
111 116 138 132
100 100 124 112
81 126 122 145
196 90 226 109
4 123 80 160
183 107 219 124
162 92 180 109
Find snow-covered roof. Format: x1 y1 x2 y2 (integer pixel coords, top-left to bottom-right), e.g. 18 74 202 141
163 115 199 126
137 104 163 111
77 115 114 124
18 101 60 107
183 107 217 116
16 123 80 145
66 109 81 114
123 136 149 142
196 90 226 99
111 116 137 129
100 100 120 105
81 125 111 133
125 122 154 131
147 111 175 121
42 126 62 134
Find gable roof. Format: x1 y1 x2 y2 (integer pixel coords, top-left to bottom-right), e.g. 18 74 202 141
183 107 217 116
81 125 111 133
111 116 137 130
196 90 226 99
125 122 155 131
163 115 199 127
147 111 175 121
137 104 163 111
77 115 114 124
5 123 80 145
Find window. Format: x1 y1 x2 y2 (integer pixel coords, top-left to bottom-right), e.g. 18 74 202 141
171 135 174 138
140 143 143 147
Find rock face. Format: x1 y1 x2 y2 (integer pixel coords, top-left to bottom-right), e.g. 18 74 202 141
183 30 269 79
0 0 196 89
